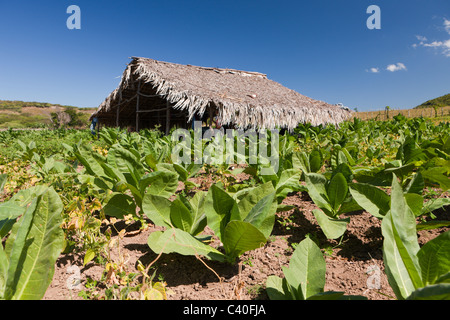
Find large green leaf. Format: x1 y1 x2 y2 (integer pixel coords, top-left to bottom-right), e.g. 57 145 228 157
305 173 332 215
312 209 349 240
0 202 26 238
309 150 323 173
384 163 416 180
99 161 126 183
8 185 49 207
3 187 64 300
222 221 267 262
242 192 277 239
172 163 188 182
142 194 172 228
292 151 310 173
235 182 275 221
404 193 424 217
275 169 302 201
327 173 348 212
170 198 193 233
139 171 168 194
332 163 353 183
266 276 293 300
421 167 450 191
338 197 363 214
145 170 179 199
406 284 450 300
417 231 450 286
103 193 136 219
107 144 145 183
404 173 425 195
421 198 450 216
73 144 106 177
144 154 158 171
381 175 423 300
331 149 348 169
265 237 355 300
282 237 325 299
204 185 236 239
147 228 225 262
349 183 390 219
353 166 392 187
2 198 38 299
186 191 207 236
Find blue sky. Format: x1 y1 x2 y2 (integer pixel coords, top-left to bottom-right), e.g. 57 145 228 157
0 0 449 111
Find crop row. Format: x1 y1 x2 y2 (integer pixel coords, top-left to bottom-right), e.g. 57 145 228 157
0 115 449 300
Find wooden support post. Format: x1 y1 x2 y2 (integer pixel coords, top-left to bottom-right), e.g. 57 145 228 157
209 104 213 128
136 81 141 132
96 120 100 140
165 100 171 135
157 109 160 128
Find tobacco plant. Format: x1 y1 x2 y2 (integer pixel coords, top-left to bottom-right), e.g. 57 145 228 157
204 182 278 263
304 170 360 239
144 191 207 236
349 171 450 227
145 182 278 264
266 237 366 300
68 142 179 220
381 174 450 300
0 186 64 300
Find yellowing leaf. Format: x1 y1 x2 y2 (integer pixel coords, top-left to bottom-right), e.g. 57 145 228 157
83 249 96 266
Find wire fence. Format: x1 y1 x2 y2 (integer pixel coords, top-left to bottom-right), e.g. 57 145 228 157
355 106 450 121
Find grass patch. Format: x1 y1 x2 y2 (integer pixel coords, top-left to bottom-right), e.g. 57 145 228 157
0 113 51 128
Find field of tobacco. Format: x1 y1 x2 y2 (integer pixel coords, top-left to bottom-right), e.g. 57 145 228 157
0 115 449 300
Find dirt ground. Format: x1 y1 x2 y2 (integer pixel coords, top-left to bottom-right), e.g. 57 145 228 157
43 184 450 301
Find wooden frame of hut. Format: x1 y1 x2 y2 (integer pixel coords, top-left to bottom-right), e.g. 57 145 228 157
90 57 351 133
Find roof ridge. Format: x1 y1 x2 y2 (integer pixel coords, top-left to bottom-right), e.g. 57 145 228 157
131 56 267 79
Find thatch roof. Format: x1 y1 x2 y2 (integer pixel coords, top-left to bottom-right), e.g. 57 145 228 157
91 57 351 130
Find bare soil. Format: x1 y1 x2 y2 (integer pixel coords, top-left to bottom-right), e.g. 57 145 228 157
43 187 450 301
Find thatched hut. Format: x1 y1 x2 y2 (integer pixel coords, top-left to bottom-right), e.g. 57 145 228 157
90 57 351 133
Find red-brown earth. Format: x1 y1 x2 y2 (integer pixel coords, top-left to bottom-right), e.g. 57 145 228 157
43 175 450 301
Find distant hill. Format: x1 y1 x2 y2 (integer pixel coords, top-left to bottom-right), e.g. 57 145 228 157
415 93 450 109
0 100 78 110
0 100 96 129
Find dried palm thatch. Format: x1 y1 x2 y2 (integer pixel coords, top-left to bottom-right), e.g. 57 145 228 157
90 57 351 131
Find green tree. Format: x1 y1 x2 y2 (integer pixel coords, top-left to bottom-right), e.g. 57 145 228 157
64 107 81 127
